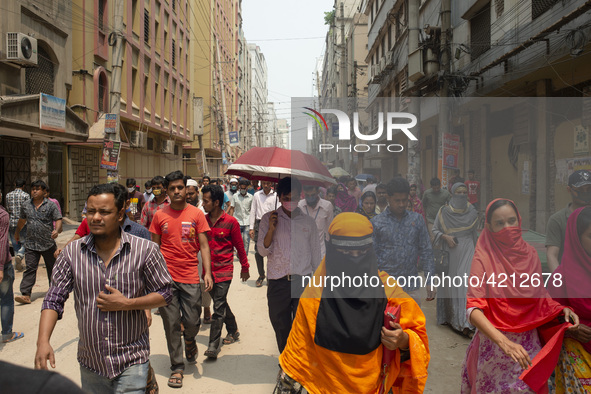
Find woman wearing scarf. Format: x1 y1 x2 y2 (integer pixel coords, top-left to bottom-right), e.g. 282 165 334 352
433 183 479 338
278 213 430 393
549 206 591 393
409 184 426 221
461 199 579 393
356 191 378 220
335 183 357 212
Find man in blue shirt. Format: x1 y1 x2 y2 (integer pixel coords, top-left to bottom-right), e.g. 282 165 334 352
371 177 436 306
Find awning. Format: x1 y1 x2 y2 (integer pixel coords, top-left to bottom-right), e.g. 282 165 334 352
0 94 88 142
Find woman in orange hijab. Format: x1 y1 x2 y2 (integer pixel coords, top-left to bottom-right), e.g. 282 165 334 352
278 213 430 394
461 199 579 393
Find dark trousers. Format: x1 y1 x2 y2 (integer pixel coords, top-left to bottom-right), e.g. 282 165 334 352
159 281 202 371
253 219 265 278
208 280 237 351
267 277 302 354
20 245 57 296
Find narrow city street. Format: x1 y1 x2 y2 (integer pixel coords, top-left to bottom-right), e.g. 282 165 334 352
0 222 470 393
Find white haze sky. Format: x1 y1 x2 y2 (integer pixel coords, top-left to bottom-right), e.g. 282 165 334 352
242 0 334 126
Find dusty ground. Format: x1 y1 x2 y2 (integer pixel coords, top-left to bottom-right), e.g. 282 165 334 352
0 223 470 393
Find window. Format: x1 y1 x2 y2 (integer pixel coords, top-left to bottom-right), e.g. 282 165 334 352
98 0 106 31
98 72 108 113
144 9 150 44
171 39 176 68
470 3 491 60
26 46 54 95
172 0 176 13
532 0 559 20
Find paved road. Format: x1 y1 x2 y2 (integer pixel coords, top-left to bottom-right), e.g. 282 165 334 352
0 223 470 393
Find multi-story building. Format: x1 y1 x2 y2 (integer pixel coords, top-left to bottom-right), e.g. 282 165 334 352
249 44 268 148
262 102 277 147
360 0 591 231
276 119 289 149
237 24 252 151
185 0 240 178
0 0 88 214
65 0 190 218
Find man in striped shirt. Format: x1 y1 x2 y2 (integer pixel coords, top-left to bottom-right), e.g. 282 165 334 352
35 183 173 392
201 185 249 359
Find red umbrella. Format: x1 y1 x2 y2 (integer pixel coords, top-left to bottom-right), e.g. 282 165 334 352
225 147 336 186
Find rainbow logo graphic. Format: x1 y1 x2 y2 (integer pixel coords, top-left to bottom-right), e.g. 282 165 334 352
303 107 328 132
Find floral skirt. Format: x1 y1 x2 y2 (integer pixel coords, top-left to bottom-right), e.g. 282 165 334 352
553 338 591 393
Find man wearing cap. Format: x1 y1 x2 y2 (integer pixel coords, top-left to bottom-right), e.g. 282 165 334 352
546 169 591 272
225 178 239 214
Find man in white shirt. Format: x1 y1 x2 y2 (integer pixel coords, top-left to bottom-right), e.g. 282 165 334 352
230 179 253 253
249 181 278 287
224 178 239 213
298 185 333 258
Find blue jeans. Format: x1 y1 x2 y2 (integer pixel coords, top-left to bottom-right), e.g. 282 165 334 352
240 225 250 254
8 226 26 258
0 262 15 340
80 361 149 394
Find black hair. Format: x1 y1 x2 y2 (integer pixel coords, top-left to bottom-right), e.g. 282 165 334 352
126 178 136 186
202 176 211 182
202 185 224 208
486 199 519 224
183 175 192 184
151 175 167 188
410 183 417 189
277 177 302 198
15 179 26 188
375 183 387 192
144 180 152 188
116 184 131 201
360 191 376 203
31 180 48 191
165 170 185 186
386 177 410 196
326 186 338 196
430 177 441 187
368 176 376 183
468 169 475 174
577 207 591 240
337 175 349 184
238 179 250 187
303 185 319 192
87 183 126 211
454 169 461 175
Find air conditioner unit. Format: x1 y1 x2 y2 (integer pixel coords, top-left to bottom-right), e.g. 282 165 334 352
161 139 174 154
6 33 37 66
129 130 147 148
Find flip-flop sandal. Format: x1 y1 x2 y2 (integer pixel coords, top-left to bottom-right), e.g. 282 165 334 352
223 331 240 345
184 337 198 362
256 277 264 287
168 370 183 388
3 332 24 343
204 316 212 324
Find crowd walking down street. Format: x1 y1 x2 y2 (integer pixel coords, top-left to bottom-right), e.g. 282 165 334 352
1 166 591 394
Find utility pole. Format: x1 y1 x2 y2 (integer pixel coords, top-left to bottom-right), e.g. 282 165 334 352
215 37 231 171
407 0 421 185
109 0 124 142
340 2 351 172
438 0 451 186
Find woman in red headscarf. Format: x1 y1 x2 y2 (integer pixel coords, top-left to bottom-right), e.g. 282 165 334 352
549 206 591 393
461 199 579 393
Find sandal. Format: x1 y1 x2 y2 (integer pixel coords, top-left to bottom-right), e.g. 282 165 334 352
184 336 198 362
256 276 265 287
223 331 240 345
168 370 183 388
145 363 159 394
204 316 212 324
3 332 24 343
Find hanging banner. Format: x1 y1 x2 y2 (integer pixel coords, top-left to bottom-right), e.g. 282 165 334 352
442 133 460 169
39 93 66 132
107 170 119 183
229 131 240 146
104 113 118 134
100 139 121 170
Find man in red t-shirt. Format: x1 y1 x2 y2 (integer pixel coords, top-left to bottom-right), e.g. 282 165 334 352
201 185 249 359
150 171 213 389
465 169 481 212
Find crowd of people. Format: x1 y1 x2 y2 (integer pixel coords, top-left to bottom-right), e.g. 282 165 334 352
0 167 589 393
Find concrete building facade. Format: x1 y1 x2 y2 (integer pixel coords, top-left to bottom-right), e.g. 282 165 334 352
249 44 268 148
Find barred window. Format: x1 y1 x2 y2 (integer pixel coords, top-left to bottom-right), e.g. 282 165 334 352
172 39 176 68
532 0 559 20
98 72 108 113
144 9 150 44
25 46 54 95
470 3 491 61
98 0 106 31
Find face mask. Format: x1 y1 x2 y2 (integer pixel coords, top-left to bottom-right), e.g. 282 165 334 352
490 226 522 248
573 189 591 204
240 189 247 196
282 201 299 212
231 185 237 191
152 189 162 196
305 195 319 206
347 252 368 264
127 187 135 193
146 188 152 194
451 194 468 209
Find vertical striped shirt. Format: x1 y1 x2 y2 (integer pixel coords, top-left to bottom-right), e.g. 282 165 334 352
42 231 173 379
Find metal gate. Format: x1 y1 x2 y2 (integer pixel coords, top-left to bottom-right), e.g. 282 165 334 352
0 137 31 200
48 143 64 210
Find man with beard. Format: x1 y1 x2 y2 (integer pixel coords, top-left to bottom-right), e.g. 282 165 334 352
298 185 333 259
